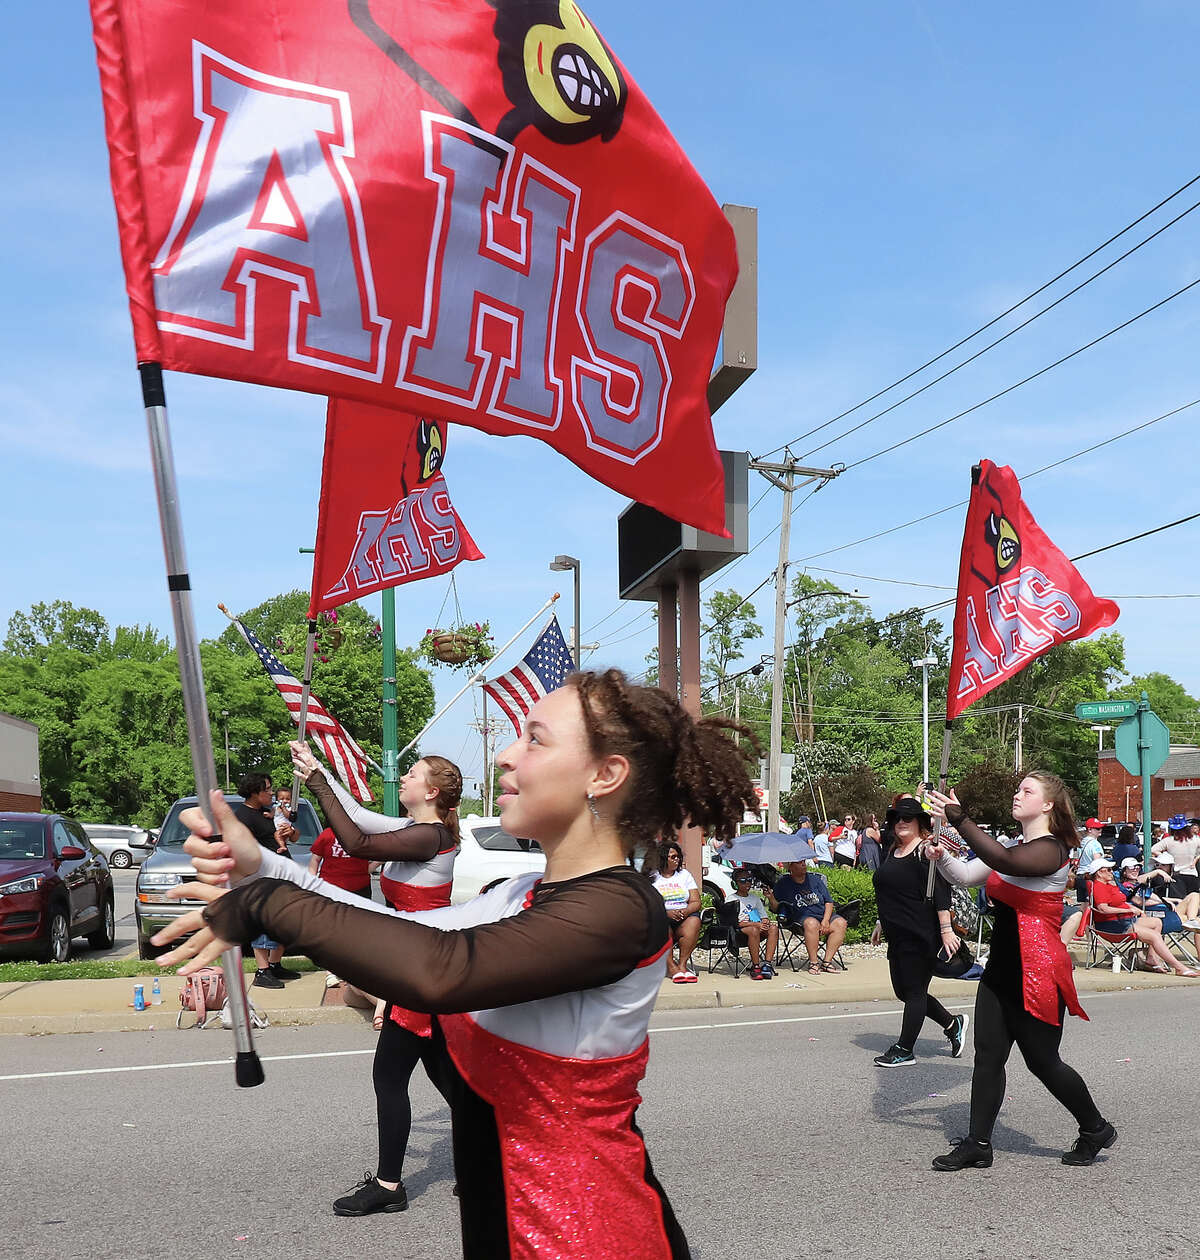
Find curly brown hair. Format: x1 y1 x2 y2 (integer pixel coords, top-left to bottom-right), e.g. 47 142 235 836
569 669 760 855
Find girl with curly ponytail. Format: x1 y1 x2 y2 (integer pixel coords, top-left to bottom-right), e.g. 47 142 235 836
157 669 755 1260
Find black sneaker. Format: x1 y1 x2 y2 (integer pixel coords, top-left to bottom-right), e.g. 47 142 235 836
270 961 302 981
749 965 765 980
1061 1121 1117 1166
333 1173 408 1216
252 968 285 989
946 1013 969 1058
932 1138 993 1171
873 1044 916 1067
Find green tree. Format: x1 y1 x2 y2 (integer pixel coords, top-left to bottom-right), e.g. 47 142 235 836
1109 671 1200 744
701 589 763 699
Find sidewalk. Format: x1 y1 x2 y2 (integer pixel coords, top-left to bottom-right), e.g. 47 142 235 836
0 950 1187 1036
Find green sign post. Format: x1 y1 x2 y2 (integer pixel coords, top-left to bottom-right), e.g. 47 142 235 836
1112 692 1170 867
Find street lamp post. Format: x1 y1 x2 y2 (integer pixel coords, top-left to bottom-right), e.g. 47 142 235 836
913 655 938 784
220 709 230 791
549 555 581 669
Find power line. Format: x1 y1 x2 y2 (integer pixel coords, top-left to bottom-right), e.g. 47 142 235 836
1071 510 1200 562
845 274 1200 470
757 168 1200 460
794 394 1200 565
797 195 1200 460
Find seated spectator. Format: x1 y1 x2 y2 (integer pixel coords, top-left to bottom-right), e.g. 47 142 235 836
1085 858 1198 977
767 858 847 973
1110 824 1141 870
644 840 701 983
730 868 778 981
1124 854 1200 940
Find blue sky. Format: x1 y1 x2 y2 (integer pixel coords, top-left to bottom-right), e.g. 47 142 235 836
3 2 1199 799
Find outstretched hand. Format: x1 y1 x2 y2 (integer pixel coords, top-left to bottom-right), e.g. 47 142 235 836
151 882 237 974
925 787 960 823
180 790 262 885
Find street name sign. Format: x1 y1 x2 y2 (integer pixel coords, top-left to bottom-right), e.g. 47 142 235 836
1074 700 1137 720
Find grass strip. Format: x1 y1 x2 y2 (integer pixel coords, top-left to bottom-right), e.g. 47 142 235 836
0 956 317 983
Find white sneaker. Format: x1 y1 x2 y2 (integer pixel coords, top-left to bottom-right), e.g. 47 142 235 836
1182 918 1200 931
325 972 343 988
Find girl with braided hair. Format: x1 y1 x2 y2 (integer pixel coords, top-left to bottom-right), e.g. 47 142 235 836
154 670 757 1260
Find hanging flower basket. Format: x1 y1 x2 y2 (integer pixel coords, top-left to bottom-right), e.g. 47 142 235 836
419 622 493 671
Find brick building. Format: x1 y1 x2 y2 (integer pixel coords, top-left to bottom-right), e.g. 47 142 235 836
0 712 41 811
1097 746 1200 825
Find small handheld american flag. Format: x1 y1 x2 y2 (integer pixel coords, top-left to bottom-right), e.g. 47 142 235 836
230 615 375 801
483 616 575 736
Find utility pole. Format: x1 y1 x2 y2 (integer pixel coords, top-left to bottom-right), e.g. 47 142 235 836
749 458 840 832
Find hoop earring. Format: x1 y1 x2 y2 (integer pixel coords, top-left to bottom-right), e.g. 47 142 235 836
586 791 601 821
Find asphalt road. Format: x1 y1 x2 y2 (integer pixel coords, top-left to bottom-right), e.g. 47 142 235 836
1 988 1197 1260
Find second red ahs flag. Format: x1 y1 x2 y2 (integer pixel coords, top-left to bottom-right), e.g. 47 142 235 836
945 461 1120 721
310 401 482 619
89 0 737 533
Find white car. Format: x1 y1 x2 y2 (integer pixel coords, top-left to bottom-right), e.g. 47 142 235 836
82 823 157 869
452 816 546 904
701 843 737 905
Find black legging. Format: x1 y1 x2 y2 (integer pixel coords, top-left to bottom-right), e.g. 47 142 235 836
968 982 1103 1142
374 1007 454 1181
888 950 953 1050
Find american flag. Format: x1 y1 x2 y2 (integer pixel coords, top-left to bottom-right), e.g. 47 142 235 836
230 616 375 801
483 616 575 736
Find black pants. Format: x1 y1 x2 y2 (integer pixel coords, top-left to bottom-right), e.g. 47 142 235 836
374 1007 454 1181
968 981 1104 1142
888 950 953 1050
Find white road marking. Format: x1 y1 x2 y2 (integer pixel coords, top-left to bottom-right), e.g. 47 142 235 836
0 990 1124 1083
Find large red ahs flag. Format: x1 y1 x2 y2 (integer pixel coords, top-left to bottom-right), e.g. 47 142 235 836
945 461 1120 721
89 0 736 532
310 401 482 618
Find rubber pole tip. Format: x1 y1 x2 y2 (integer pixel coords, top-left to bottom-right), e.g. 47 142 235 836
235 1050 265 1088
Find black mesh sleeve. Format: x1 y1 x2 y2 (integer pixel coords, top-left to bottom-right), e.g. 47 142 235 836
308 772 447 861
945 805 1068 878
203 869 667 1013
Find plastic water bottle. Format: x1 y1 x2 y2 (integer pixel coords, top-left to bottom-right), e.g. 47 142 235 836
151 977 162 1005
133 983 146 1011
1111 954 1121 974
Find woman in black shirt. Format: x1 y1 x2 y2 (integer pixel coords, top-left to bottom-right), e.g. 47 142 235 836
870 797 966 1066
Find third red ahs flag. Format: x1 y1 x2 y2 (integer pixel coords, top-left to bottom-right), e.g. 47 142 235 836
89 0 737 533
945 461 1120 722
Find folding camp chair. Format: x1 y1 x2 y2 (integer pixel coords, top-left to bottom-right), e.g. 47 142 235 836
701 898 746 977
1084 899 1141 972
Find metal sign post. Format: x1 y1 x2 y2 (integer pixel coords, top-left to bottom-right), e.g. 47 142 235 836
1112 692 1170 867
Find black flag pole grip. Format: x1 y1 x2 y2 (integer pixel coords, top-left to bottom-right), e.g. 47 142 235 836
139 361 264 1088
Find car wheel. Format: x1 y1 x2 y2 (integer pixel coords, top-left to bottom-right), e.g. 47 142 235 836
87 898 116 950
702 882 726 909
40 906 71 964
109 849 132 869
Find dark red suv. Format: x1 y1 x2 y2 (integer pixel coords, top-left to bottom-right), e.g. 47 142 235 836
0 813 116 962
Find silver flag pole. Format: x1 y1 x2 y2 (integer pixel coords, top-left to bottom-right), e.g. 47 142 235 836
139 362 264 1088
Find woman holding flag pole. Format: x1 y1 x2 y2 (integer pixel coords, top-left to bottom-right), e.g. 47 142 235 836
924 775 1116 1171
153 668 758 1259
923 459 1124 1170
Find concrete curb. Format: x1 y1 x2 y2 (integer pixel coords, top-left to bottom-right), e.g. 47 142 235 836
0 952 1186 1036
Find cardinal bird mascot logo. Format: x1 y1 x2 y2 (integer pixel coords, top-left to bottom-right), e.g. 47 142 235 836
490 0 627 144
350 0 627 145
983 511 1021 581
